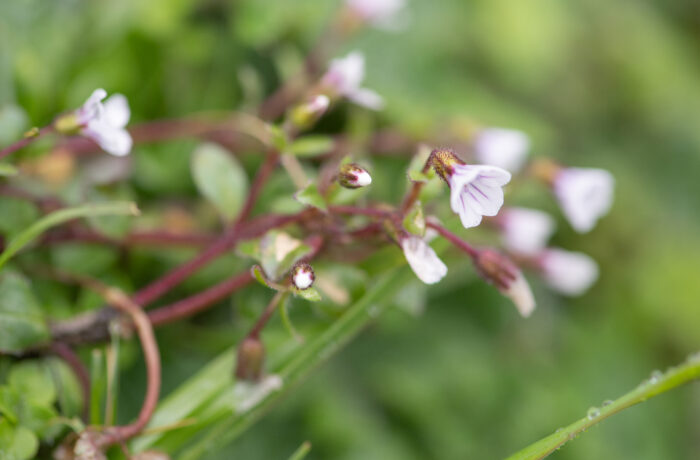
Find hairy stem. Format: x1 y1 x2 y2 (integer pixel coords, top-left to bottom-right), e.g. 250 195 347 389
506 352 700 460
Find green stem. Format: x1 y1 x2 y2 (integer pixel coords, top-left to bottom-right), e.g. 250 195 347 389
506 351 700 460
287 441 312 460
178 266 411 459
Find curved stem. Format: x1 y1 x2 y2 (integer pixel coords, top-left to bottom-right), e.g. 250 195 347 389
506 352 700 460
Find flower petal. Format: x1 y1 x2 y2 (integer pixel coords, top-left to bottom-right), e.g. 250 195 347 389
402 236 448 284
554 168 614 233
102 94 131 128
541 248 599 296
348 88 384 110
474 128 530 173
85 121 133 157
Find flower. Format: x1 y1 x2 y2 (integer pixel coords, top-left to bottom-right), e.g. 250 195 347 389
539 248 599 296
474 248 535 317
401 235 448 284
288 95 330 129
554 167 614 233
321 52 384 110
345 0 405 29
430 148 511 229
473 128 530 173
71 88 132 156
499 207 556 255
291 262 315 290
338 163 372 188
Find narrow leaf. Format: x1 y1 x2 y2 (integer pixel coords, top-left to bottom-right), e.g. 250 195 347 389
289 136 334 157
0 201 139 271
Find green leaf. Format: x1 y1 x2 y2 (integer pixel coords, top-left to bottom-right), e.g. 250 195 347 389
0 272 50 353
0 201 139 271
0 420 39 460
267 124 288 151
294 183 327 212
402 200 426 237
8 361 55 407
191 143 249 221
0 164 18 177
291 287 321 302
288 136 334 157
407 170 432 183
257 231 312 281
48 358 83 418
251 265 285 291
0 387 17 423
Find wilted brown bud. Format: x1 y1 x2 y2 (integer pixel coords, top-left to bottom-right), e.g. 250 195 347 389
338 163 372 189
474 248 535 317
235 336 265 381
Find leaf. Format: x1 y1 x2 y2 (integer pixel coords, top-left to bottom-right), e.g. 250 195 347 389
258 231 312 281
402 200 426 237
0 272 50 353
250 265 285 291
294 183 327 212
288 136 334 157
0 201 139 271
291 287 322 302
0 420 39 460
8 361 56 407
191 143 249 221
267 124 288 151
408 170 432 183
0 163 18 176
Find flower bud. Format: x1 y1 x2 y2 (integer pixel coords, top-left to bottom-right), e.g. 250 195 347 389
288 95 330 130
474 248 535 317
235 336 265 381
291 262 315 290
338 163 372 189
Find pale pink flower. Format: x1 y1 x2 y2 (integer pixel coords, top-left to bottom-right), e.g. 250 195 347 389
474 128 530 173
499 207 556 255
346 0 406 29
474 248 535 317
540 248 599 296
76 89 132 156
401 235 447 284
321 52 384 110
554 167 614 233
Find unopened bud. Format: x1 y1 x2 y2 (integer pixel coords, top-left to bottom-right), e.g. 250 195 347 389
235 336 265 381
291 262 315 290
288 95 330 130
474 248 535 317
338 163 372 189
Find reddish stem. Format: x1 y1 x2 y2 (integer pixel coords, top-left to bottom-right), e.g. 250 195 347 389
330 205 391 219
0 126 52 160
426 221 479 258
148 271 254 326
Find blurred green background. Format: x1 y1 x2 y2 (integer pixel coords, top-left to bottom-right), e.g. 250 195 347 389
2 0 700 458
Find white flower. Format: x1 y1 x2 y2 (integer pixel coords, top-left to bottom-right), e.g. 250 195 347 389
449 164 511 229
401 235 447 284
540 248 599 296
504 271 536 317
322 52 384 110
346 0 405 29
76 89 132 156
473 128 530 173
500 207 555 255
554 167 614 233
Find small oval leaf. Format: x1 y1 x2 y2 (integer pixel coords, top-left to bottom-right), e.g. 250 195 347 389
191 143 249 221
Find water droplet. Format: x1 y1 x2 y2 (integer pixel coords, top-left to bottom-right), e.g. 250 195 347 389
649 370 662 384
602 399 613 407
587 406 600 420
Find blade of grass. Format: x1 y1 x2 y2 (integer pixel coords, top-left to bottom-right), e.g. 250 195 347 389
506 352 700 460
0 201 139 270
